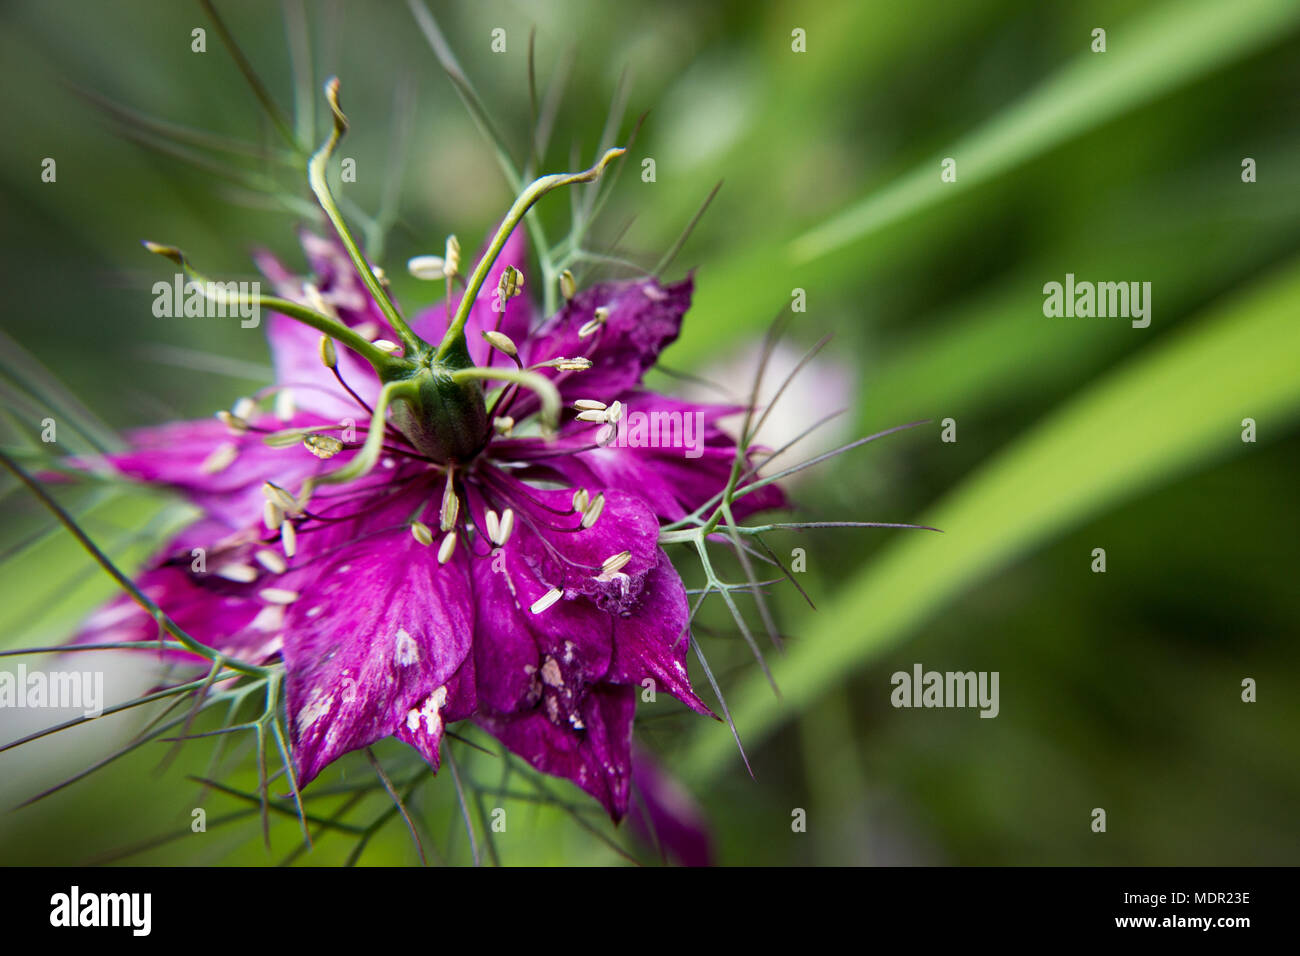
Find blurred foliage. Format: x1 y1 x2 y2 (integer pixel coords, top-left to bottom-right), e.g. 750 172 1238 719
1 0 1297 864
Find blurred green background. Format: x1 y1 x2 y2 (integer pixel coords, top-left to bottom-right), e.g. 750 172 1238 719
1 0 1298 864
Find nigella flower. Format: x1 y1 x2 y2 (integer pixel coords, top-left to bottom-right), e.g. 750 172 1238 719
70 81 784 819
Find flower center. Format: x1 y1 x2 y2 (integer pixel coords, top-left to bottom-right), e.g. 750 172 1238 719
383 339 490 464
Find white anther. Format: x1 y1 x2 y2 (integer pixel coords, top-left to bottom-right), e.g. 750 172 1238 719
275 388 296 422
262 482 299 514
407 255 446 280
530 587 563 615
318 334 337 369
600 550 632 576
483 329 518 357
255 550 287 575
440 473 459 532
199 442 239 475
581 493 606 530
578 306 610 339
496 508 515 547
444 235 461 279
217 410 249 435
303 282 339 319
437 532 457 565
215 563 258 583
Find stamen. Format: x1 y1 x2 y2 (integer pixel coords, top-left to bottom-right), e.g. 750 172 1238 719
371 339 401 354
408 255 446 280
559 269 576 300
280 520 297 557
303 434 345 459
575 399 622 425
530 587 563 615
444 235 461 279
232 397 257 421
264 428 318 448
437 532 457 565
496 508 515 547
217 410 249 434
264 499 284 531
263 481 300 515
303 282 339 320
497 265 524 303
533 356 592 371
275 388 296 422
318 334 337 369
440 469 459 532
485 509 500 543
255 549 288 575
216 563 258 583
493 416 515 436
199 442 239 475
581 492 606 529
411 520 434 546
483 329 518 358
573 399 606 411
578 306 609 339
259 587 300 605
600 550 631 575
571 488 590 513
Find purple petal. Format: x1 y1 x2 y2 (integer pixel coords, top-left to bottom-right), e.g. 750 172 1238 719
72 529 296 665
512 276 692 416
608 552 712 716
497 391 788 522
279 523 475 785
99 413 357 528
265 311 380 420
469 549 613 709
470 469 661 613
477 682 637 819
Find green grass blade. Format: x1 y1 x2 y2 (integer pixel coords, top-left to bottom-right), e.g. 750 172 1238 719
791 0 1300 262
680 255 1300 781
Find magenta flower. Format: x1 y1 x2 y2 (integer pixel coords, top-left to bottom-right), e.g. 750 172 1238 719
74 200 784 819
